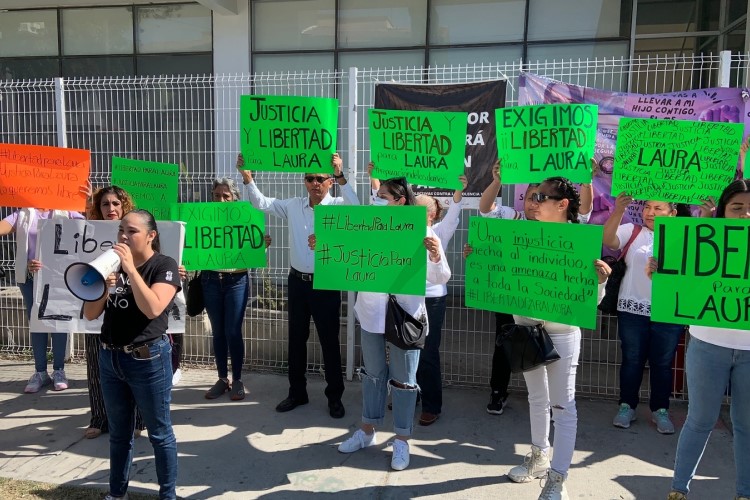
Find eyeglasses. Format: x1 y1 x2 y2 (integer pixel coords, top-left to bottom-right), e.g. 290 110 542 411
531 192 564 203
305 175 331 184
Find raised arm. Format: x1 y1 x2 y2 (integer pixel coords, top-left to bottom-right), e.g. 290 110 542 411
479 160 502 214
603 192 632 250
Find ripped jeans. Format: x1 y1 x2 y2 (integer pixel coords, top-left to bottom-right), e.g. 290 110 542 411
360 329 420 437
522 329 581 477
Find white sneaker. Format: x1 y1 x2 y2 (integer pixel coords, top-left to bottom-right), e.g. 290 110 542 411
390 439 410 471
24 371 51 393
338 429 377 453
539 469 569 500
52 369 68 391
172 368 182 386
508 445 550 483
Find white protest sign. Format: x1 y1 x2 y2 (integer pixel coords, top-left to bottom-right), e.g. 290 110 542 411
31 219 186 334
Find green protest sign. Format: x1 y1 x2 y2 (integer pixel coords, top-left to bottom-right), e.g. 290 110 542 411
612 118 743 203
652 217 750 329
111 157 178 221
239 95 338 173
465 217 603 329
495 104 598 184
313 205 427 295
171 202 267 271
369 108 467 190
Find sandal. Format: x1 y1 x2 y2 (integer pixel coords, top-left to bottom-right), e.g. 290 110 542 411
84 427 102 439
229 380 246 401
205 379 230 399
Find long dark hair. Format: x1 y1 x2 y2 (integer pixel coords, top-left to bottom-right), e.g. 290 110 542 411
541 176 581 223
381 177 416 206
89 185 134 220
128 209 161 252
716 179 750 218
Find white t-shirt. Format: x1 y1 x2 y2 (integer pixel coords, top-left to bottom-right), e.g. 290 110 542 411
615 223 653 316
689 326 750 351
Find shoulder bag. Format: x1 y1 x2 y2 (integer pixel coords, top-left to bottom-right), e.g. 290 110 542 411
185 271 205 317
598 225 643 315
384 294 427 350
495 323 560 373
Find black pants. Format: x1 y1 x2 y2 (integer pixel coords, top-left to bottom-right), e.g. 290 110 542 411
287 273 345 402
491 312 513 397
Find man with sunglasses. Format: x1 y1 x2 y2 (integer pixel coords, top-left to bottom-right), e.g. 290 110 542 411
237 153 356 419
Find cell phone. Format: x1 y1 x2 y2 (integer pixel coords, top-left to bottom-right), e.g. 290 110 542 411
132 344 151 359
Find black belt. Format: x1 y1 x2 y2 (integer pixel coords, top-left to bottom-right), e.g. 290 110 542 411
101 336 164 354
289 267 313 282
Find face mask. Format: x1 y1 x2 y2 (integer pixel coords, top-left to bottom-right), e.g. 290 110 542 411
371 196 389 206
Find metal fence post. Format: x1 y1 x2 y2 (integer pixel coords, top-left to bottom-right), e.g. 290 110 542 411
719 50 732 87
345 66 358 381
54 78 68 148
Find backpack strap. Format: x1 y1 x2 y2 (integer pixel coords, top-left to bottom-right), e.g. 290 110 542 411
618 225 643 262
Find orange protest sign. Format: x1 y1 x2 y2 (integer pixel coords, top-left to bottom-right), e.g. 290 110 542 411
0 143 90 211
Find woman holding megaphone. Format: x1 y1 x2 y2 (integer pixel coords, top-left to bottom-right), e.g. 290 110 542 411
82 185 146 440
84 209 181 500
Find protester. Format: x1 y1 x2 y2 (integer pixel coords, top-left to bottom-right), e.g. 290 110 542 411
335 176 451 470
202 177 271 401
237 153 355 418
83 185 146 439
603 194 683 434
83 209 181 500
501 176 610 499
663 179 750 500
0 204 85 393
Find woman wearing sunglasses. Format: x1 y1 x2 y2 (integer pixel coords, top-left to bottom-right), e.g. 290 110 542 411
335 176 451 471
603 194 682 435
505 177 611 500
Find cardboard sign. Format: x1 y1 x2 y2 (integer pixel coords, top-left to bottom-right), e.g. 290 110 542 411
612 118 743 203
496 104 597 184
313 205 428 295
111 157 179 220
172 202 267 271
652 217 750 330
465 217 603 329
30 219 186 333
0 143 90 211
239 95 338 173
369 108 467 190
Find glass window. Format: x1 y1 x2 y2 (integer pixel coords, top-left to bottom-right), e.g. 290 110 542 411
253 53 334 73
429 45 522 66
729 0 748 23
0 58 59 79
339 0 428 49
137 54 212 76
136 4 212 54
253 0 335 51
62 57 135 77
636 0 720 35
0 10 58 57
429 0 525 44
528 0 626 41
339 49 424 69
62 7 133 56
527 41 629 61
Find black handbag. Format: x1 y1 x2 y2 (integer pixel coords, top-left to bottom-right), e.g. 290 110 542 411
495 323 561 373
384 294 427 350
185 271 204 317
598 225 643 315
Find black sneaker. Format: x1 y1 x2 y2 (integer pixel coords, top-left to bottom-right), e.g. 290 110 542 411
486 392 508 415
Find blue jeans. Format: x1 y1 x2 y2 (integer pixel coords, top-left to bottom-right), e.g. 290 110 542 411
99 337 177 499
360 329 420 436
672 337 750 496
416 295 446 414
202 271 249 381
617 310 684 410
19 279 67 372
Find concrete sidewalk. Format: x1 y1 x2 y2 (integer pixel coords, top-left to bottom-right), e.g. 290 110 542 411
0 359 736 499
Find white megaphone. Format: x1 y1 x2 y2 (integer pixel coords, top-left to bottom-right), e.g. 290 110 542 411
64 249 121 302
